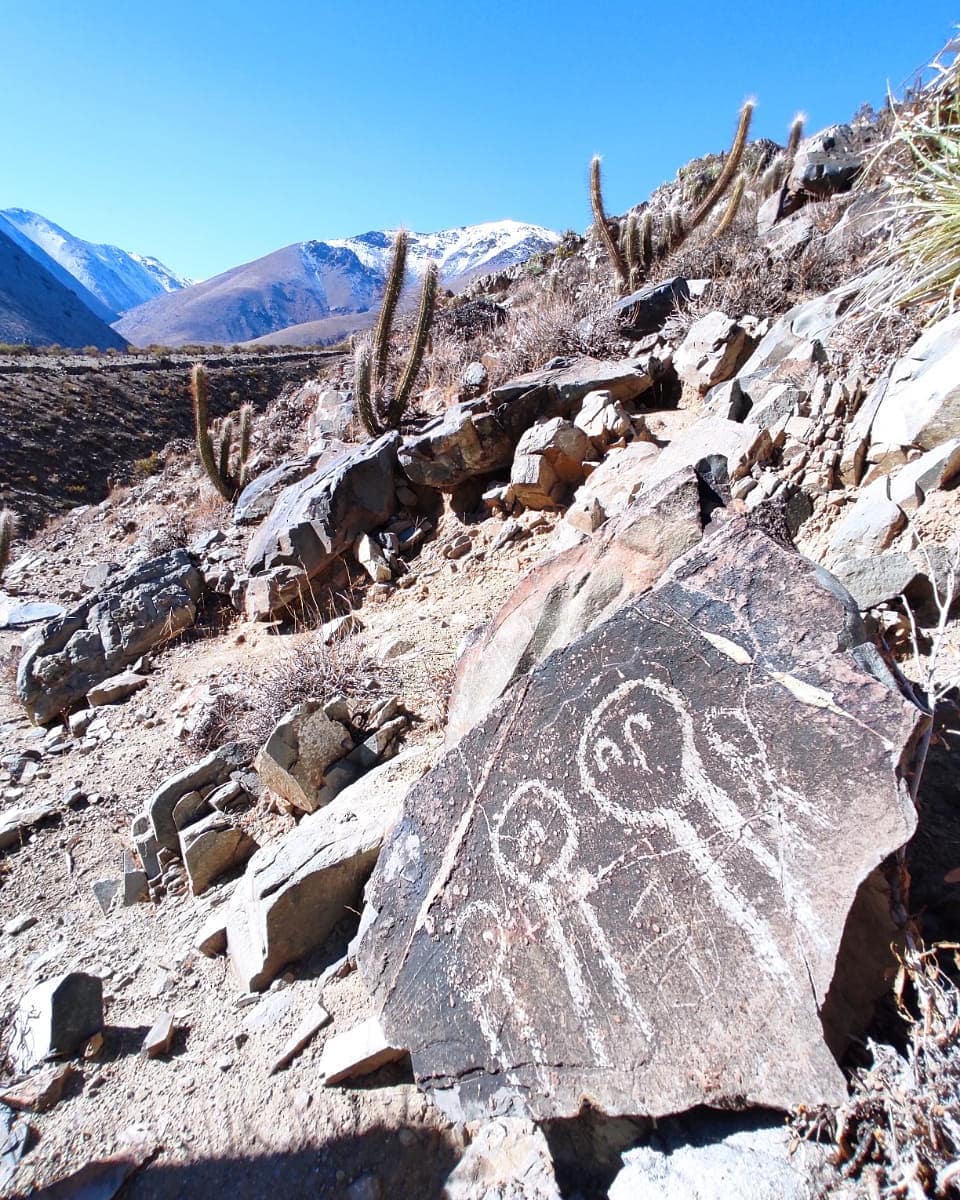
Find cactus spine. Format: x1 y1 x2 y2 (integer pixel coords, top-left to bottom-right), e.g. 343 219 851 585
190 364 252 500
355 230 439 436
590 156 630 291
0 508 18 583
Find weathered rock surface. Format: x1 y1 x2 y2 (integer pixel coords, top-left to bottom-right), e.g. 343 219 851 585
227 750 425 991
145 741 252 853
399 358 651 490
318 1016 406 1085
0 803 57 851
613 277 692 336
442 1118 561 1200
360 518 920 1121
447 469 704 745
86 669 148 707
255 701 354 814
608 1111 831 1200
12 973 103 1072
673 311 756 394
870 313 960 450
244 433 399 619
180 811 258 895
639 415 771 494
788 122 876 201
16 549 203 724
233 457 314 525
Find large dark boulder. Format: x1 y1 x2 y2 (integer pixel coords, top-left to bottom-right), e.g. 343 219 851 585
359 517 921 1122
244 433 399 619
16 549 202 724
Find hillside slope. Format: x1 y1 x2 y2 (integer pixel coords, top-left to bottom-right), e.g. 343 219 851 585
114 221 560 347
0 227 128 350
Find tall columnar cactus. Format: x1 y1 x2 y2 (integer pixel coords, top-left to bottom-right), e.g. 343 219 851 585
760 113 806 199
639 210 654 272
621 213 641 290
190 364 253 500
373 229 409 388
590 155 630 291
0 508 18 583
715 172 747 236
355 230 439 436
685 99 755 233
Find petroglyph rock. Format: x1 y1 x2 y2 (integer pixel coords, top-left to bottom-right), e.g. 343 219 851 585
359 518 920 1121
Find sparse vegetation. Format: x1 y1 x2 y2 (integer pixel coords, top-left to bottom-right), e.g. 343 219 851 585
354 230 439 435
190 363 253 500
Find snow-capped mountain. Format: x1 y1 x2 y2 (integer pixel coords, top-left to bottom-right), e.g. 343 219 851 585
1 209 189 320
114 220 560 347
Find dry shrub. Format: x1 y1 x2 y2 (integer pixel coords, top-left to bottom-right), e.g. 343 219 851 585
188 630 379 752
799 942 960 1197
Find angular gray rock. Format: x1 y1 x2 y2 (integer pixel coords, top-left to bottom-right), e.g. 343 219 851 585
233 457 314 525
16 549 203 724
145 741 252 853
244 433 399 619
608 1112 832 1200
11 973 103 1072
0 803 57 851
442 1118 561 1200
359 518 920 1121
86 670 148 707
255 701 354 814
399 358 651 490
180 811 257 895
870 313 960 450
673 311 756 394
788 122 876 200
612 277 692 336
227 750 425 991
447 469 704 746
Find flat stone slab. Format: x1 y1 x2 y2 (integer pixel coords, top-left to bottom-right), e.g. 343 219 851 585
359 518 920 1121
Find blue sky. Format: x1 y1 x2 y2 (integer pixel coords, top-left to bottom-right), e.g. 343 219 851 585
3 1 957 281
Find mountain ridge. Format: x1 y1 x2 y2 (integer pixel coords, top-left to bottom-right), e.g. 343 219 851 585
1 208 189 320
113 220 560 347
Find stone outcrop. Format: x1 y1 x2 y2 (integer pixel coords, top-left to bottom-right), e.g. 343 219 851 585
255 701 354 814
145 741 252 854
16 549 203 724
869 312 960 450
244 433 399 619
180 812 257 895
447 469 704 745
359 518 920 1122
608 1111 831 1200
398 358 651 490
233 457 314 525
226 750 425 991
11 973 103 1073
673 312 756 394
787 122 877 202
442 1118 561 1200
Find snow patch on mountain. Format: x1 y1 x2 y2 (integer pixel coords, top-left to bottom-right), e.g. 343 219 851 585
1 209 190 319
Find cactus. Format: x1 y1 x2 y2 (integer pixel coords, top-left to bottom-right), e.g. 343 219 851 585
354 231 438 436
685 99 755 233
590 155 630 291
715 172 747 236
374 229 409 387
388 262 438 428
190 364 252 500
760 113 805 199
785 112 805 162
639 210 654 272
0 508 18 583
592 99 754 290
621 213 641 290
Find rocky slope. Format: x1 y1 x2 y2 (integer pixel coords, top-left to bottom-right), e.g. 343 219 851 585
1 80 959 1200
113 221 561 348
1 209 189 320
0 227 128 351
